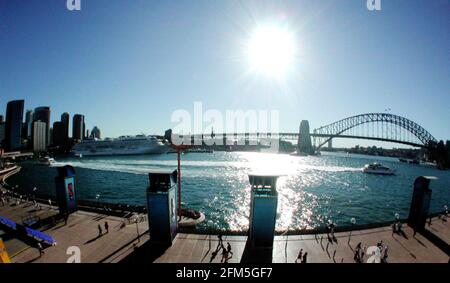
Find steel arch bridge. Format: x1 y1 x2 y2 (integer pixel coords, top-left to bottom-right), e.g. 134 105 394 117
311 113 437 149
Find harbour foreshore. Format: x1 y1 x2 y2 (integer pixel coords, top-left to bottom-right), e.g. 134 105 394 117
1 187 449 263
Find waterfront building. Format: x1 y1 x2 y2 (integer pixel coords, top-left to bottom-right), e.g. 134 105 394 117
33 106 51 146
72 114 85 141
91 126 101 139
0 122 5 147
32 120 47 152
4 100 24 152
61 112 70 141
52 121 66 147
24 109 34 139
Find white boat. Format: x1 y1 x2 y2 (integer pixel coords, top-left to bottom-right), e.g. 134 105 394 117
362 163 396 175
71 135 169 157
39 157 56 166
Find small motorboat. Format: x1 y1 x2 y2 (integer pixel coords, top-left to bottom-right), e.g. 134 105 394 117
39 156 56 166
362 162 395 175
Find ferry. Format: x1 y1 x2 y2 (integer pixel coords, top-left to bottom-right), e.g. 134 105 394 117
71 135 169 157
362 163 396 175
39 156 56 166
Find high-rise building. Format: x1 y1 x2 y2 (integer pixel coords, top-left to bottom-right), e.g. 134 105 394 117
61 112 70 141
91 126 101 139
0 115 4 123
5 100 24 152
33 106 51 146
25 110 34 139
52 121 66 147
0 122 5 147
72 114 85 141
32 121 47 152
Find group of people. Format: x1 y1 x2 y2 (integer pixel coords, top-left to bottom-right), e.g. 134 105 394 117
97 221 109 236
354 241 389 263
210 234 233 263
295 249 308 263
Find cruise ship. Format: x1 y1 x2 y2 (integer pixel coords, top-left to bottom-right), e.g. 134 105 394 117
71 135 170 157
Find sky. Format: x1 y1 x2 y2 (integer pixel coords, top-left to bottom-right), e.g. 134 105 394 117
0 0 449 148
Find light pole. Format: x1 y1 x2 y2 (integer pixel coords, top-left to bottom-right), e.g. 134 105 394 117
96 194 101 208
348 217 356 244
134 216 140 243
444 205 448 219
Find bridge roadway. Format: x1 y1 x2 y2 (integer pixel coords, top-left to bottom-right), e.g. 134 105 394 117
177 132 425 148
1 196 448 263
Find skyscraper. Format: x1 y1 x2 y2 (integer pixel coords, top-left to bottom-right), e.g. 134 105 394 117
5 100 24 152
0 115 4 123
32 121 46 152
61 112 69 139
33 106 51 146
25 110 34 139
52 121 66 147
72 114 85 141
91 126 101 139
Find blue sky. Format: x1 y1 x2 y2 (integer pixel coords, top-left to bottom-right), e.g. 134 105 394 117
0 0 449 147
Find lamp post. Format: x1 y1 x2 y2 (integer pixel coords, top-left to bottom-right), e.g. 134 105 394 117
135 216 140 243
348 217 356 244
95 194 100 208
444 205 448 219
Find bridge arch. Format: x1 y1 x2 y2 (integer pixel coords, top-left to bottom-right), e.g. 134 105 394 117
312 113 437 149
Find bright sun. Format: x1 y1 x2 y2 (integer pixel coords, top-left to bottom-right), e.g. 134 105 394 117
247 25 296 79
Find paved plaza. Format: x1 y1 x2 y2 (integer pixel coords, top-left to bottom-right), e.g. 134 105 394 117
1 196 448 263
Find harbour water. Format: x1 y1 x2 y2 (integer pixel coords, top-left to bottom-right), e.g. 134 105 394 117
7 152 450 232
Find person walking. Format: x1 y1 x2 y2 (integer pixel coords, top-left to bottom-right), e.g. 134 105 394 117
221 245 228 263
104 221 109 234
98 224 103 237
296 249 303 263
37 242 45 257
226 242 233 256
302 252 308 263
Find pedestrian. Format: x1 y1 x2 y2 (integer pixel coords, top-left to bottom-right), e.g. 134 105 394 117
221 245 229 263
104 221 109 234
296 249 303 263
218 233 223 246
226 242 233 256
37 242 45 257
382 245 389 263
302 252 308 263
98 224 103 236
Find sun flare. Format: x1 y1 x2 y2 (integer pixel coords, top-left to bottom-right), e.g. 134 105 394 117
246 25 296 79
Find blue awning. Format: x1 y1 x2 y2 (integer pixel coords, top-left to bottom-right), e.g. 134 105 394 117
0 216 17 230
25 227 56 246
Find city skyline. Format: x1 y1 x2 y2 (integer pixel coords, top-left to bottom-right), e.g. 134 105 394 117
1 1 449 147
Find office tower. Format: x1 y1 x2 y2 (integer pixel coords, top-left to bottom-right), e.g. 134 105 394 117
0 122 5 147
25 110 34 139
91 126 101 139
52 121 66 147
5 100 24 152
33 106 51 146
61 112 69 141
32 121 47 152
72 114 85 141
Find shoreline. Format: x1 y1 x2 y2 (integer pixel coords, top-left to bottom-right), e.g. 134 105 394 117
2 160 448 236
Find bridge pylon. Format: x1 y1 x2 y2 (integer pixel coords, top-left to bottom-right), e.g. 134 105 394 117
297 120 314 155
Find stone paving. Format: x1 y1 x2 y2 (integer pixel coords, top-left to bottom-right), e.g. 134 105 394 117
1 197 449 263
0 199 148 263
